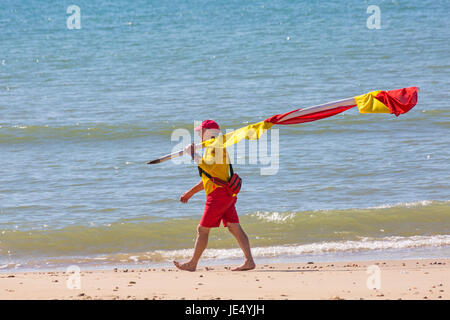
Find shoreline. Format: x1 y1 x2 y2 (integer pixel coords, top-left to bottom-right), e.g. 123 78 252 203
3 244 450 274
1 258 448 300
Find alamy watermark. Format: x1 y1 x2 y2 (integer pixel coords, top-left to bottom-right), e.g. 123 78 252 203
66 265 81 290
366 5 381 29
366 265 381 290
170 122 279 176
66 5 81 30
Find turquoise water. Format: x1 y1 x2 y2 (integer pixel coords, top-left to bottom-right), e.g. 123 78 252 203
0 0 449 270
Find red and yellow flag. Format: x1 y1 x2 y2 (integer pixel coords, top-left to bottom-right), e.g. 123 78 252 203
203 87 418 148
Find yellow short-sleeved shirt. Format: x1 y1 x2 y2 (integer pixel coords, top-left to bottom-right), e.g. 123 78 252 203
198 146 230 195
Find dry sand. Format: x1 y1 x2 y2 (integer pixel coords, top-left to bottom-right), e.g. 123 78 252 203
0 258 449 300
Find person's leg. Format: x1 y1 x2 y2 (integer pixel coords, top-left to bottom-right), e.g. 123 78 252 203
173 225 210 271
226 222 255 271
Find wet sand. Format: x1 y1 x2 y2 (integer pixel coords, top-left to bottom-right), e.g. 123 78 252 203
0 258 448 300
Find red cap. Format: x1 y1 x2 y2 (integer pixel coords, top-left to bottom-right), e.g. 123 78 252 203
194 120 220 131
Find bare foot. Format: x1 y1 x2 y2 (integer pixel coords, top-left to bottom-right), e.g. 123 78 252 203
173 260 197 272
231 260 255 271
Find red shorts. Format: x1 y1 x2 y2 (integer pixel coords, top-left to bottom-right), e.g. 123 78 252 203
200 187 239 228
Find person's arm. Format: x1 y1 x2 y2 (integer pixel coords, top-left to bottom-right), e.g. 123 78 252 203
180 179 204 203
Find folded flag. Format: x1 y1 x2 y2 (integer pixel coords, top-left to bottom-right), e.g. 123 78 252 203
202 86 419 149
354 87 418 116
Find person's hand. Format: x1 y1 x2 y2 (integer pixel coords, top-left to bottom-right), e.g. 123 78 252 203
184 143 195 157
180 191 192 203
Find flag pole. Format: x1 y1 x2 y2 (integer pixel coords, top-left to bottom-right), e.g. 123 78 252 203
146 149 185 164
146 144 202 164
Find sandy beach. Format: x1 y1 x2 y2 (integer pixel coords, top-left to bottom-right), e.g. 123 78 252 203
0 258 448 300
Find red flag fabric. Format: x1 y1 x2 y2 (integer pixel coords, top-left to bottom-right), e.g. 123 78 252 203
374 87 418 116
265 105 355 125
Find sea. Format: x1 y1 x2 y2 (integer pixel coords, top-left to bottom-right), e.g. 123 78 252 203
0 0 449 272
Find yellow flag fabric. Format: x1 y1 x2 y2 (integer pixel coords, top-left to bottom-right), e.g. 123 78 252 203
354 91 390 114
201 120 274 149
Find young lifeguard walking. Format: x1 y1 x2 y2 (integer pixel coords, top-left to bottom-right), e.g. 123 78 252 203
173 120 255 272
147 87 419 271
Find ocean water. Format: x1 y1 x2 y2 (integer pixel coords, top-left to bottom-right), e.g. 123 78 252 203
0 0 449 271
